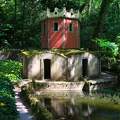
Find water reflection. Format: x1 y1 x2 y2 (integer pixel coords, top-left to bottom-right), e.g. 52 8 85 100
36 91 120 120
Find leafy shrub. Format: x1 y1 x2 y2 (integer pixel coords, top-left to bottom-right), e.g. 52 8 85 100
0 60 22 83
34 104 53 120
21 85 54 120
0 75 18 120
95 38 119 57
0 60 22 120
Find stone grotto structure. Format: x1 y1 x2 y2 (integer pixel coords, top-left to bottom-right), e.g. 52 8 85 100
22 8 117 91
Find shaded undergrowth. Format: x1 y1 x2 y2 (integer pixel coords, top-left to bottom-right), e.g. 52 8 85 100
0 60 22 120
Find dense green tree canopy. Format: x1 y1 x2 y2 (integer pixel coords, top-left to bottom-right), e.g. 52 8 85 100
0 0 120 52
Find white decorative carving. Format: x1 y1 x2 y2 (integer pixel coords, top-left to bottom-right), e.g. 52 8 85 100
47 8 50 17
39 7 80 20
54 7 58 15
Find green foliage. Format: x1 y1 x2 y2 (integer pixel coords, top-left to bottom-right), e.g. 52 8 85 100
0 0 15 49
115 34 120 52
0 60 22 119
0 24 14 48
0 60 22 83
95 38 119 56
81 0 120 50
21 85 53 120
33 104 53 120
40 0 81 10
0 0 120 50
92 38 120 72
0 75 18 120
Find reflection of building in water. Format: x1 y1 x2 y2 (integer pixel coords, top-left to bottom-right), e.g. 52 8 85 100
81 104 93 117
36 93 120 120
40 96 94 120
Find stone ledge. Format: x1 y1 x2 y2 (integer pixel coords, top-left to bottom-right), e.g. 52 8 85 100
19 72 117 92
35 81 85 91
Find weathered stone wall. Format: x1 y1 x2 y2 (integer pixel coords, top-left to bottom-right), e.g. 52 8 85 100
34 81 85 91
51 55 67 81
27 55 41 79
68 52 100 81
23 51 100 81
23 52 67 81
81 52 100 77
23 56 28 78
0 51 10 60
68 55 82 81
40 52 67 81
0 50 21 61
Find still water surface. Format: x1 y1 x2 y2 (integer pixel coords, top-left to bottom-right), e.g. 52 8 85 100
36 91 120 120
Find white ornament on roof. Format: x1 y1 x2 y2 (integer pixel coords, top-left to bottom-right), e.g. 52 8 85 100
40 7 80 20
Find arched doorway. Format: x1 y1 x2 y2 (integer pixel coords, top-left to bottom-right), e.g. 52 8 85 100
44 59 51 79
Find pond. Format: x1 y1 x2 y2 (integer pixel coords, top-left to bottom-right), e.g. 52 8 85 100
34 91 120 120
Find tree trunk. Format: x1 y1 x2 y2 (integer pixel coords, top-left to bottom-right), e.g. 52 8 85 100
92 0 112 38
14 0 17 46
79 0 90 13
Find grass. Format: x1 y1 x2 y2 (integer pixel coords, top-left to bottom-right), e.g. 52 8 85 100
76 95 120 111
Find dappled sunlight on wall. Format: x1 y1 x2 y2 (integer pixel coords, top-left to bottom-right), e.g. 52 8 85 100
23 51 100 81
68 55 82 81
80 52 100 77
89 57 99 77
49 18 63 48
28 55 40 79
51 56 67 81
41 18 80 48
68 52 100 80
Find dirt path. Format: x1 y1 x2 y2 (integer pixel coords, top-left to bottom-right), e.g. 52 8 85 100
14 87 33 120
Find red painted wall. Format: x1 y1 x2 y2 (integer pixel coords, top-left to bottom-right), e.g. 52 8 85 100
49 18 63 48
41 20 48 48
64 19 80 48
40 18 80 49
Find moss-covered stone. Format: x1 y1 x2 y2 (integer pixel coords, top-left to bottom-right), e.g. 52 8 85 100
21 49 101 57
